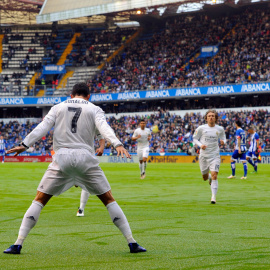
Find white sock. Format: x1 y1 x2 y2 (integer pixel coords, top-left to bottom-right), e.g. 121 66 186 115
106 201 136 244
211 180 218 199
15 200 44 246
143 162 147 173
80 189 90 210
208 173 212 180
139 163 143 174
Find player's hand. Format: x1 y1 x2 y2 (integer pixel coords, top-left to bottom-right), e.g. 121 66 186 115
115 145 131 159
220 140 225 145
6 145 26 156
95 147 104 156
137 135 141 139
148 135 151 141
201 145 207 150
238 149 242 154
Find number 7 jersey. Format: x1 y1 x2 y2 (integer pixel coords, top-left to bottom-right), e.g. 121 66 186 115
23 98 121 154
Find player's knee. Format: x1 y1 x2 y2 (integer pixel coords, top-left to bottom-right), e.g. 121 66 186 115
34 191 52 206
202 174 208 180
97 190 115 206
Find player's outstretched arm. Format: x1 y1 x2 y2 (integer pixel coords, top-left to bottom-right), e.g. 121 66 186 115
219 128 226 145
7 145 27 157
96 139 105 156
115 145 131 159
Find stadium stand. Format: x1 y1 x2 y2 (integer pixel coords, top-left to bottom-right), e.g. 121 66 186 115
87 7 270 93
1 29 51 96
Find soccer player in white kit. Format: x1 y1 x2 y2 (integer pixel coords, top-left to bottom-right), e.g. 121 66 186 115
246 125 260 173
77 130 105 217
132 119 151 179
4 83 146 254
193 110 226 204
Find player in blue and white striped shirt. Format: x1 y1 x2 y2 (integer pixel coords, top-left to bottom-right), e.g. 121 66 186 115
228 120 248 179
246 126 259 173
0 135 6 163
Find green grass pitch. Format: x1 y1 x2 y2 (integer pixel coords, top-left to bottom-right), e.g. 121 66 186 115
1 162 270 270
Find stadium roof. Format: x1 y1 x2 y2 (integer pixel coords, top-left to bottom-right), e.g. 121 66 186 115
1 0 269 26
0 0 44 25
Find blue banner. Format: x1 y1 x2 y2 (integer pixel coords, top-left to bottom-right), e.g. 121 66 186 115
90 82 270 102
43 65 66 74
0 82 269 106
200 45 219 57
0 96 70 106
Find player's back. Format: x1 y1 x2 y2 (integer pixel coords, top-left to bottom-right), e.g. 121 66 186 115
52 98 98 153
0 139 5 150
249 132 259 152
235 128 247 151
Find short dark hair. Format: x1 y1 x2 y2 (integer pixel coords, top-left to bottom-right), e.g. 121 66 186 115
235 120 242 127
72 83 90 97
140 119 146 123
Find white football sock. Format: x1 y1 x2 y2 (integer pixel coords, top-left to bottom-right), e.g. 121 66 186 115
211 180 218 199
15 200 44 246
106 201 136 244
139 163 143 174
143 162 147 173
80 189 90 210
208 173 212 180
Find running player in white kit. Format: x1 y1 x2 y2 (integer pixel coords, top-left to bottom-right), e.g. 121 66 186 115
193 110 226 204
4 83 146 254
246 125 259 173
132 119 151 179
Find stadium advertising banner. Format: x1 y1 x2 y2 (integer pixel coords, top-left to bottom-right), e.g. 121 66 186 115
148 156 231 163
0 82 269 107
5 156 52 162
90 82 270 103
0 97 70 106
43 65 66 74
4 155 270 163
200 45 219 57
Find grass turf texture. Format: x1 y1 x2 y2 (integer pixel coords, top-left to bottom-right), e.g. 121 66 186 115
0 162 270 270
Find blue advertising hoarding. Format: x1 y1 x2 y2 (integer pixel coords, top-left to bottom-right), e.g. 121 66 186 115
43 65 66 74
0 96 70 106
90 82 270 103
200 45 219 57
0 82 269 106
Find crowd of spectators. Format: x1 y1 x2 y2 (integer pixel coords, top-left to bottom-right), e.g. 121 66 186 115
186 8 270 87
88 7 270 93
0 72 28 95
0 109 269 155
66 28 136 67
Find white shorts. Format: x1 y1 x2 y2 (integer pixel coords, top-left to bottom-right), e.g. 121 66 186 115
199 155 221 175
137 147 149 161
37 148 111 196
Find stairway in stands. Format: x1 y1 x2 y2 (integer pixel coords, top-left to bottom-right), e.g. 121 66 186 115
1 29 51 96
55 27 141 96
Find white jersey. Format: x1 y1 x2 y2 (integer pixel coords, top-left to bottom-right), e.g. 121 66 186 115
193 124 226 158
23 98 121 154
132 128 151 149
